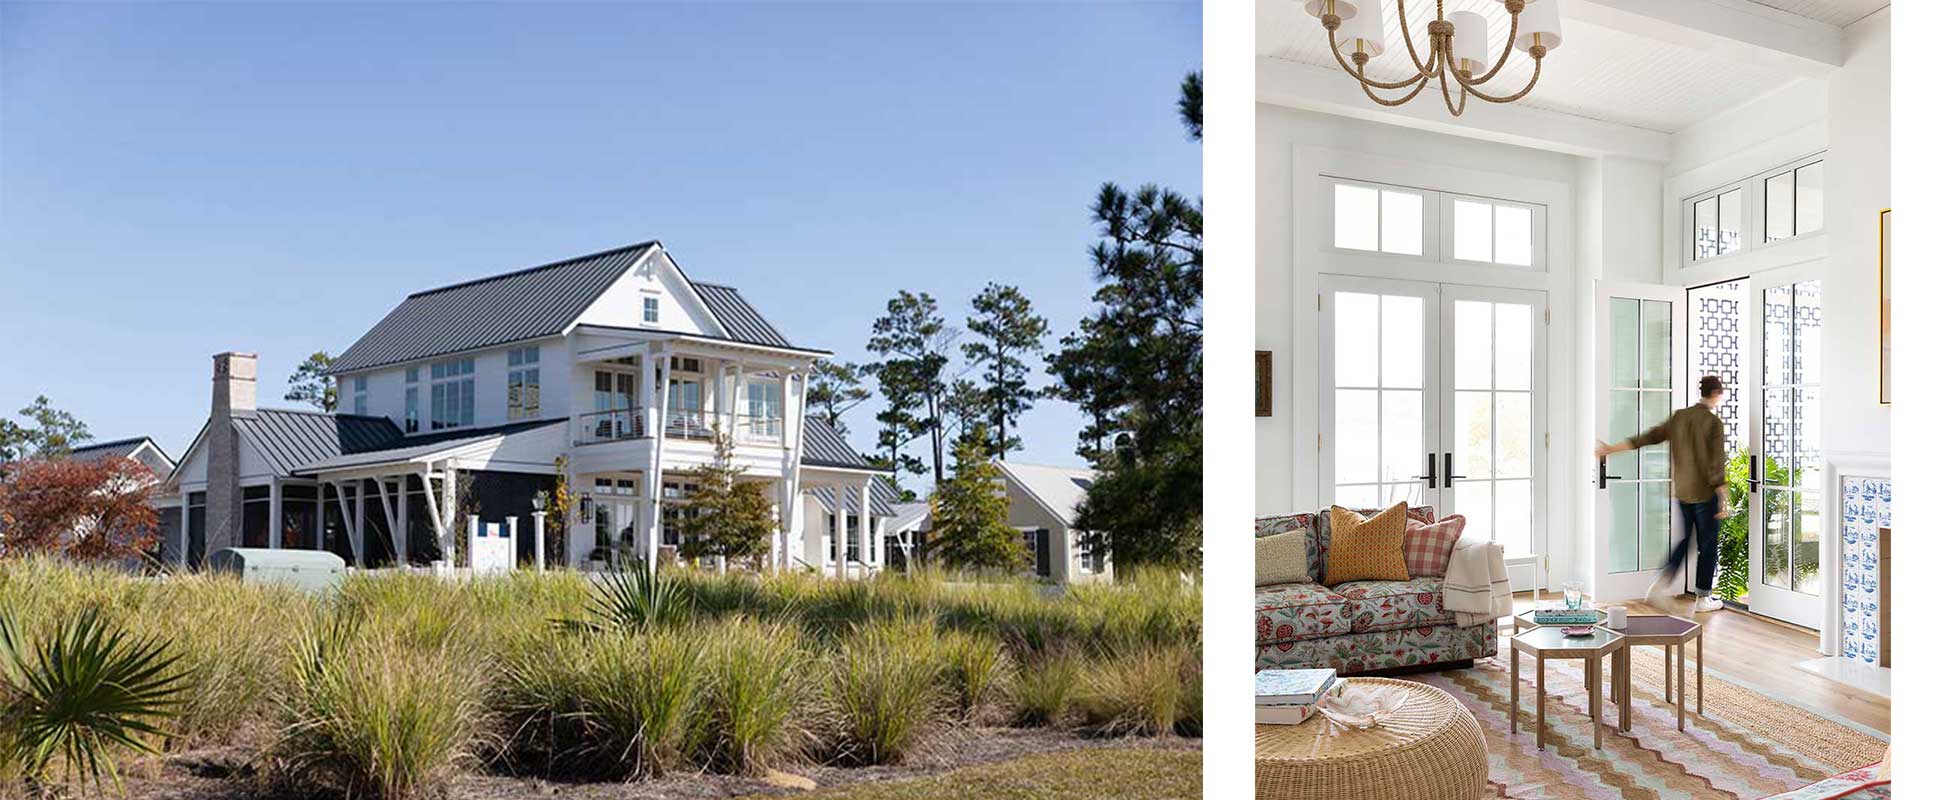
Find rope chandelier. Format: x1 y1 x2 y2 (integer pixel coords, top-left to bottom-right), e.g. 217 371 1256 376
1301 0 1564 116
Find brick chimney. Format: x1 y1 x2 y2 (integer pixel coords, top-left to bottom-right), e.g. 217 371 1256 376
204 352 257 554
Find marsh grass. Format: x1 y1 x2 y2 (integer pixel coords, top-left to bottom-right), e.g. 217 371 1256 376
939 630 1008 721
1009 652 1080 727
820 618 945 766
273 620 488 800
499 628 704 780
687 617 806 774
1074 644 1200 737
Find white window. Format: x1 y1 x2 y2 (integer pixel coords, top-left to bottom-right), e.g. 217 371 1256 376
746 380 784 438
506 346 542 420
403 369 419 433
1765 160 1824 243
1448 197 1538 268
1333 182 1425 256
351 376 368 416
642 295 661 325
1692 188 1744 260
429 357 475 430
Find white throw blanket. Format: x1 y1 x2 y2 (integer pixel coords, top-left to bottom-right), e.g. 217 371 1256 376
1444 538 1512 627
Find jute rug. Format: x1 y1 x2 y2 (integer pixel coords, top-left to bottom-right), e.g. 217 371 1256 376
1399 651 1887 800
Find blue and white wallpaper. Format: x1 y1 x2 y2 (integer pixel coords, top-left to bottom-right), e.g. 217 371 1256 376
1840 475 1892 664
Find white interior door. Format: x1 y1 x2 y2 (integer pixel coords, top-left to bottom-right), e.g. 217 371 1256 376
1747 271 1823 629
1592 281 1686 602
1320 276 1545 585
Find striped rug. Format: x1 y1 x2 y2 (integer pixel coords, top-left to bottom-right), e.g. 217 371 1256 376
1401 653 1887 800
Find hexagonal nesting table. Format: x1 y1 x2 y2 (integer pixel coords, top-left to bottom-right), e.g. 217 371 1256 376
1607 614 1703 731
1510 626 1626 750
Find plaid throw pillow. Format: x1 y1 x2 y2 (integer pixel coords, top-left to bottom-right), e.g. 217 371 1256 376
1402 514 1467 577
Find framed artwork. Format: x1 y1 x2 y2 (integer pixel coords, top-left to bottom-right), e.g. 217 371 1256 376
1880 207 1892 405
1255 351 1272 417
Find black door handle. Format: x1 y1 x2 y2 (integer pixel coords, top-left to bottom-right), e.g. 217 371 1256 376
1411 453 1437 489
1747 453 1761 494
1443 453 1468 488
1597 456 1622 489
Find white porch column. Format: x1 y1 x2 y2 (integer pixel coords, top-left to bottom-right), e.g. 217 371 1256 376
858 480 874 570
354 481 367 568
178 501 191 567
531 510 547 569
732 363 747 444
646 345 672 575
835 484 850 580
267 478 282 550
391 477 408 565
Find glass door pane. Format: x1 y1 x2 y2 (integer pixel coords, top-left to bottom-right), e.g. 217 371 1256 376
1330 287 1431 508
1604 296 1676 574
1446 297 1537 556
1757 281 1821 595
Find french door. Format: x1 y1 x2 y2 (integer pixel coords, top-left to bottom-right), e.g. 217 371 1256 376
1592 281 1685 602
1747 270 1822 628
1319 276 1546 566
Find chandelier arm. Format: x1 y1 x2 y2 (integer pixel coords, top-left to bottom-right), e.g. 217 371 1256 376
1456 55 1544 103
1328 28 1429 90
1356 64 1433 107
1447 12 1524 86
1393 0 1441 78
1437 66 1469 117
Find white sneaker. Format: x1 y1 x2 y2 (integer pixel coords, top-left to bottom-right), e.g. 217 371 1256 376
1694 596 1724 612
1643 574 1678 605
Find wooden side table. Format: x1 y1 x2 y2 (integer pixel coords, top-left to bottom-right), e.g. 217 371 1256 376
1510 626 1626 750
1607 614 1702 731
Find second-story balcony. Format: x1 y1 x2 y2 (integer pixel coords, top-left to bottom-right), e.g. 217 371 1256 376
575 407 785 447
578 407 647 445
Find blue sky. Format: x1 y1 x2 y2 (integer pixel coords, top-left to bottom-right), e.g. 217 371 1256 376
0 1 1200 477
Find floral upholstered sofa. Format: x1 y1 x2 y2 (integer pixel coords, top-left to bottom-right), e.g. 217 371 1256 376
1254 506 1497 673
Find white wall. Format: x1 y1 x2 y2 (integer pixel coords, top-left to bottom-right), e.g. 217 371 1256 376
335 336 571 434
577 249 715 335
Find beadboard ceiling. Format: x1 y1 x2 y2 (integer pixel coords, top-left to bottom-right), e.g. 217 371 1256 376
1257 0 1885 134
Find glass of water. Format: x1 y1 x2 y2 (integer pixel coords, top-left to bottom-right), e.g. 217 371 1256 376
1563 580 1585 610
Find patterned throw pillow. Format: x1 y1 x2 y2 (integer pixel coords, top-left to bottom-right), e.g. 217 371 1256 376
1255 529 1313 586
1402 514 1467 577
1255 512 1314 538
1325 503 1411 585
1311 505 1433 583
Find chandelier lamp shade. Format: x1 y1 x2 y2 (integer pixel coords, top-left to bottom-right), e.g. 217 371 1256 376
1302 0 1564 116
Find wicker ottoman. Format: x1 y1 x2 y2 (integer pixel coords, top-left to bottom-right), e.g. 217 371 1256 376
1255 678 1488 800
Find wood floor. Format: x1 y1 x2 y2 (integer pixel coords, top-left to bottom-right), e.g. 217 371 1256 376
1509 593 1889 734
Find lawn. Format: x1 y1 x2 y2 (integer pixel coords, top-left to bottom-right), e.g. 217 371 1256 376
780 747 1203 800
0 558 1201 799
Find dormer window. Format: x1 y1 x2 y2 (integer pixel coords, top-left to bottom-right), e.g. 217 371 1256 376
642 295 661 325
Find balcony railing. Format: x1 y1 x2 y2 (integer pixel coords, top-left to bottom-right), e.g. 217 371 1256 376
578 407 646 445
665 410 713 440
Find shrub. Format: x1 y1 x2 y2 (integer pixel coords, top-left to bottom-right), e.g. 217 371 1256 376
500 629 704 780
820 619 944 766
939 630 1008 721
0 608 189 792
273 621 487 800
1010 652 1079 727
688 617 806 774
1074 644 1199 737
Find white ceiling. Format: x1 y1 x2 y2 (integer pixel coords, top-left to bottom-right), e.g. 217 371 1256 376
1257 0 1884 134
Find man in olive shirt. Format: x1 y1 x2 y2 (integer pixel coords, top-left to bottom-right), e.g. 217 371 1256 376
1596 375 1731 613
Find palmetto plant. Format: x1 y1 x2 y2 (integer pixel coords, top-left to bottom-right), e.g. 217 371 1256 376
0 608 189 792
559 556 693 634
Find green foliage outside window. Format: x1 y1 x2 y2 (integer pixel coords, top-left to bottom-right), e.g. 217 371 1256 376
1716 447 1804 603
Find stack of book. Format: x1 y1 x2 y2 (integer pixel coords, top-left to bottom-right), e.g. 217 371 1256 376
1255 668 1346 725
1533 605 1602 625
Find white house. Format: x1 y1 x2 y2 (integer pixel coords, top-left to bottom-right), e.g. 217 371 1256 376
155 239 894 576
885 460 1111 584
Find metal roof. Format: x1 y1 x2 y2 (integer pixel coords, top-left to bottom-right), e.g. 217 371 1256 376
692 282 793 348
800 416 878 470
887 501 931 533
331 242 653 374
330 241 803 374
66 436 175 475
808 478 898 518
231 409 403 477
288 418 564 475
994 460 1096 528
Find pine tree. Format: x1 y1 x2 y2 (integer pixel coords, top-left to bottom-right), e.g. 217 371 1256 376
285 351 338 411
927 427 1027 573
680 427 775 565
866 291 959 486
963 283 1048 459
1046 73 1202 571
808 360 872 435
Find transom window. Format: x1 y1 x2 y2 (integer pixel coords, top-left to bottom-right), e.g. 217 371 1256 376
429 357 475 430
1693 188 1744 260
1328 178 1546 270
594 477 638 496
1685 153 1825 266
506 346 541 421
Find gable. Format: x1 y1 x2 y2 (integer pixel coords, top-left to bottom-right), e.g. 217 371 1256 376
573 247 723 336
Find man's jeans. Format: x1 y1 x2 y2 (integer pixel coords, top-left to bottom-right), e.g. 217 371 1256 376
1661 498 1722 595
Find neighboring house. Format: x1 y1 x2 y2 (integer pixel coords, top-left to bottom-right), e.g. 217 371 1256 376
155 239 893 576
994 460 1110 583
67 436 177 478
883 499 931 572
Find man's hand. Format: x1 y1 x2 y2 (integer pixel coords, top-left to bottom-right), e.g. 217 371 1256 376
1716 489 1732 520
1594 440 1624 459
1715 506 1731 520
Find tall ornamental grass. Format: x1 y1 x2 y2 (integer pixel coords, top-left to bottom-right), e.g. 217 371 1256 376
499 628 705 779
1075 644 1202 737
687 617 807 774
819 618 945 766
